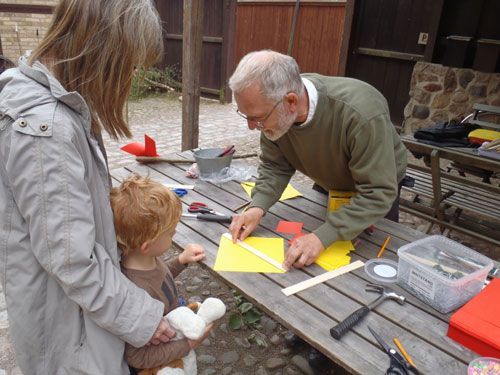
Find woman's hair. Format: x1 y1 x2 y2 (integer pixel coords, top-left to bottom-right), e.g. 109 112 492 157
229 50 304 102
0 55 15 73
29 0 163 139
110 175 181 255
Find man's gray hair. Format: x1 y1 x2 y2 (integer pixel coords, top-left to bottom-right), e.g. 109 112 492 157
229 50 304 102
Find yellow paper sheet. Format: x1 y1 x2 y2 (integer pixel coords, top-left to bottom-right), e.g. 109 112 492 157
214 235 285 273
315 241 355 271
241 182 302 201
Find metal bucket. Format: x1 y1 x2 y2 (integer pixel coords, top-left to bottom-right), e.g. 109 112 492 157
193 148 233 178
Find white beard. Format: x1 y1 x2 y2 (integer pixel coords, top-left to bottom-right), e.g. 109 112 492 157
263 106 297 141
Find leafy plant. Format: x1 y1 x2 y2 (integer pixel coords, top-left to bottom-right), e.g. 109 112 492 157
130 66 181 99
247 331 269 348
228 290 263 331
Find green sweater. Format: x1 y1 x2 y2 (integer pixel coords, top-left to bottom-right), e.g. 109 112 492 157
250 74 407 247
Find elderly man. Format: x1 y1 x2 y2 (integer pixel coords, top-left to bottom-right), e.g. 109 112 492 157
228 50 407 271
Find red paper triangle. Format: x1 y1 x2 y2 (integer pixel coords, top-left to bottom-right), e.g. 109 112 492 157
144 134 158 157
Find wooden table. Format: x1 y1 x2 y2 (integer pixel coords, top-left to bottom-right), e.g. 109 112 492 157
110 152 477 374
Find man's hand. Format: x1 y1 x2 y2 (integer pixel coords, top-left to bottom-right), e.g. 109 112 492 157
229 207 264 242
188 323 214 349
148 319 176 345
179 243 205 265
283 233 324 270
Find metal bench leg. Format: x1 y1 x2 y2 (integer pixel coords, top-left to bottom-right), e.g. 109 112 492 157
430 150 446 232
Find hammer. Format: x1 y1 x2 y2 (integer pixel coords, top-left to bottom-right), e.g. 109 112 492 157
330 283 406 340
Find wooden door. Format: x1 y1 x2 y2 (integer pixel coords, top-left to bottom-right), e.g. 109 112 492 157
340 0 443 126
155 0 236 102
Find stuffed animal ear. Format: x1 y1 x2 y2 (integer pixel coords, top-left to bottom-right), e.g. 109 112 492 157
197 297 226 323
165 306 206 340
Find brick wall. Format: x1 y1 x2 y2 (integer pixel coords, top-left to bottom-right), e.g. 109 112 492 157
403 62 500 133
0 1 57 63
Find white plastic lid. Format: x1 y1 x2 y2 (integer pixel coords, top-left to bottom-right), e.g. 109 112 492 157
364 258 399 283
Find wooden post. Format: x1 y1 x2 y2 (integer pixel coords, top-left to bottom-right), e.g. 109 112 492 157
221 0 237 103
182 0 204 151
287 0 301 56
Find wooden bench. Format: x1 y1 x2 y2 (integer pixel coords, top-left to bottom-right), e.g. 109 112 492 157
401 136 500 247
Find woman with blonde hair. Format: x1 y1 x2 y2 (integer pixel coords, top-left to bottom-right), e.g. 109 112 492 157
0 1 174 373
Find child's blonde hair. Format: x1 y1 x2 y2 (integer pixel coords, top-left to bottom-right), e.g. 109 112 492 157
110 175 181 255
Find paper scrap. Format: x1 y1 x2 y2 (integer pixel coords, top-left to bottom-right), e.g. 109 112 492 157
162 183 195 190
214 235 285 273
276 220 303 235
315 241 355 271
241 182 302 201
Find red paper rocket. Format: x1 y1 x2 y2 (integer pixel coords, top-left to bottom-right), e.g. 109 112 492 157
121 134 159 157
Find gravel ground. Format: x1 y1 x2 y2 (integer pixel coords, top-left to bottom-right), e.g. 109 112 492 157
0 92 497 375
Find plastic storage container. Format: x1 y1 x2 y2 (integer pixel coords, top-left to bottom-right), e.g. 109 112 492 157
397 235 493 314
468 357 500 375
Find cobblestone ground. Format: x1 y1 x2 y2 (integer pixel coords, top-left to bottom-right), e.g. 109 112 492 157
0 93 496 375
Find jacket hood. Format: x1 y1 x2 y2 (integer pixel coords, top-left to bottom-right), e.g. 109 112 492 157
0 56 90 124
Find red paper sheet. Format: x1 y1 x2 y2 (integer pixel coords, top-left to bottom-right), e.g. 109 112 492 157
447 278 500 357
276 220 303 235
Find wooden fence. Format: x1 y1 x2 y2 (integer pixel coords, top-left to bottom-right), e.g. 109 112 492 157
235 1 346 77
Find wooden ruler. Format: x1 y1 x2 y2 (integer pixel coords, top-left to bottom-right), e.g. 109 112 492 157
222 233 286 272
281 260 364 296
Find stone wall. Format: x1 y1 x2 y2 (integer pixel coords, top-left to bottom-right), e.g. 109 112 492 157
403 61 500 133
0 1 57 63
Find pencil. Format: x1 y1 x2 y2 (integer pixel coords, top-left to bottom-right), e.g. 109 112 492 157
393 338 416 368
376 235 391 258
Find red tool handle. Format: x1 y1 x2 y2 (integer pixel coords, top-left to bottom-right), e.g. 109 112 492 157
218 145 235 157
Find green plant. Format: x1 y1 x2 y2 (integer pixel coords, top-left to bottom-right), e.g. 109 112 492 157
228 290 263 330
228 291 268 347
247 331 268 348
130 66 181 99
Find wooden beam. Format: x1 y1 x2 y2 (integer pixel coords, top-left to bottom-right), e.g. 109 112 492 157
356 47 424 62
0 4 53 14
182 0 204 151
287 0 301 56
221 0 237 103
338 0 356 76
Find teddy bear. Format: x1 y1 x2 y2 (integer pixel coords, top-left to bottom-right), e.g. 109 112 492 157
138 297 226 375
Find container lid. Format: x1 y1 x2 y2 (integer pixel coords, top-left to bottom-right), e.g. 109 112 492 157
364 258 398 283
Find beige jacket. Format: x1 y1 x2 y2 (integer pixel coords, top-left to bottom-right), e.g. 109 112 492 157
0 57 163 374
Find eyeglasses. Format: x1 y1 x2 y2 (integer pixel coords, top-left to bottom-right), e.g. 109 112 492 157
236 100 282 130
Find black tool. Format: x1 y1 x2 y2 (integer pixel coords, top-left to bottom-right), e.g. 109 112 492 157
181 213 232 223
368 326 419 375
330 283 405 339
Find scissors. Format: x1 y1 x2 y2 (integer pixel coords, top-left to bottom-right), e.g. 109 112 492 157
188 202 221 215
368 326 419 375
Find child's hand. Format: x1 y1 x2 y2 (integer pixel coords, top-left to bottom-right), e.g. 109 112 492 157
188 323 214 349
179 243 205 264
